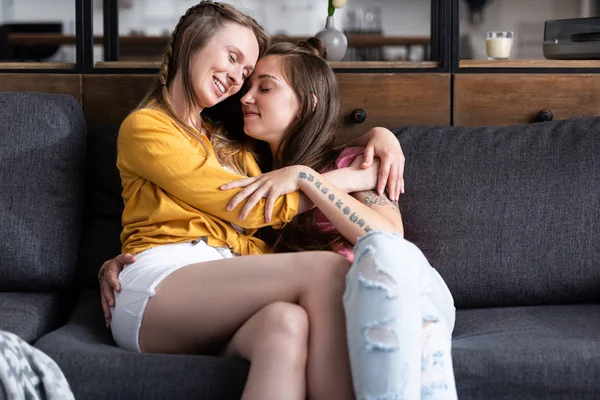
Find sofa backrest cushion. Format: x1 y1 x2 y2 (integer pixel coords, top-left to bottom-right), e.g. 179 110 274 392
394 118 600 308
0 92 86 291
76 125 124 289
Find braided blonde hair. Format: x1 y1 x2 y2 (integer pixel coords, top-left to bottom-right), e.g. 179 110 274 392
137 1 269 175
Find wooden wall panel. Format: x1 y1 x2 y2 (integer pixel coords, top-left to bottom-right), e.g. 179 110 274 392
83 75 155 127
0 74 82 104
455 74 600 126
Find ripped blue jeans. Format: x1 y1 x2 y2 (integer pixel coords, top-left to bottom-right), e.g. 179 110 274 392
344 231 457 400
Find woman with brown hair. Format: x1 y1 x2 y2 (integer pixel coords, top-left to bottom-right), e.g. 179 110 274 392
99 2 405 400
224 39 457 400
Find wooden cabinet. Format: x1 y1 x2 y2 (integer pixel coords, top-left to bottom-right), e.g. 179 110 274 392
337 73 450 143
454 74 600 127
80 73 450 136
9 1 600 130
6 72 600 130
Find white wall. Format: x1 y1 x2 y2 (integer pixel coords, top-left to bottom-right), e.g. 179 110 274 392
2 0 431 62
100 0 430 37
2 0 74 61
3 0 589 62
460 0 585 59
0 0 13 21
2 0 431 35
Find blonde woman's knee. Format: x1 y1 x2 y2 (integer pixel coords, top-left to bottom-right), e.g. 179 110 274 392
262 303 309 339
258 302 309 357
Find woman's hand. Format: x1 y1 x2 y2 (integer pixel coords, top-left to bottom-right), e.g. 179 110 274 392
361 127 405 200
98 253 136 328
220 165 306 223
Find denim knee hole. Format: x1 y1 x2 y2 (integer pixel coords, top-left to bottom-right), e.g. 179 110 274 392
363 318 399 352
356 245 399 299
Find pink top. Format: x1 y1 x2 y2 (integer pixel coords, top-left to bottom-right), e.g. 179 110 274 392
313 147 365 262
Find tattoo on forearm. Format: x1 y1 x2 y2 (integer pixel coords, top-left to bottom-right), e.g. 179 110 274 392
363 190 400 213
298 172 373 234
299 172 315 182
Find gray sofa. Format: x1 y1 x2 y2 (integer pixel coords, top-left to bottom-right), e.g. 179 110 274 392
1 91 599 399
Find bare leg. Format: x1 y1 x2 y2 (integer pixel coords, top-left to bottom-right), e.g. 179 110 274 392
139 251 354 400
222 302 308 400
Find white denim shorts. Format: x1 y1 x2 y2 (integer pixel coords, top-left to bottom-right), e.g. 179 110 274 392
110 240 235 352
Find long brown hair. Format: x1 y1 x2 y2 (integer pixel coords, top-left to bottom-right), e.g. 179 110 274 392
262 39 350 253
137 1 269 175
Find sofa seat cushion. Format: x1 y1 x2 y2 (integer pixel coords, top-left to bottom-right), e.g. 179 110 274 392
453 304 600 399
35 290 249 400
0 292 63 343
